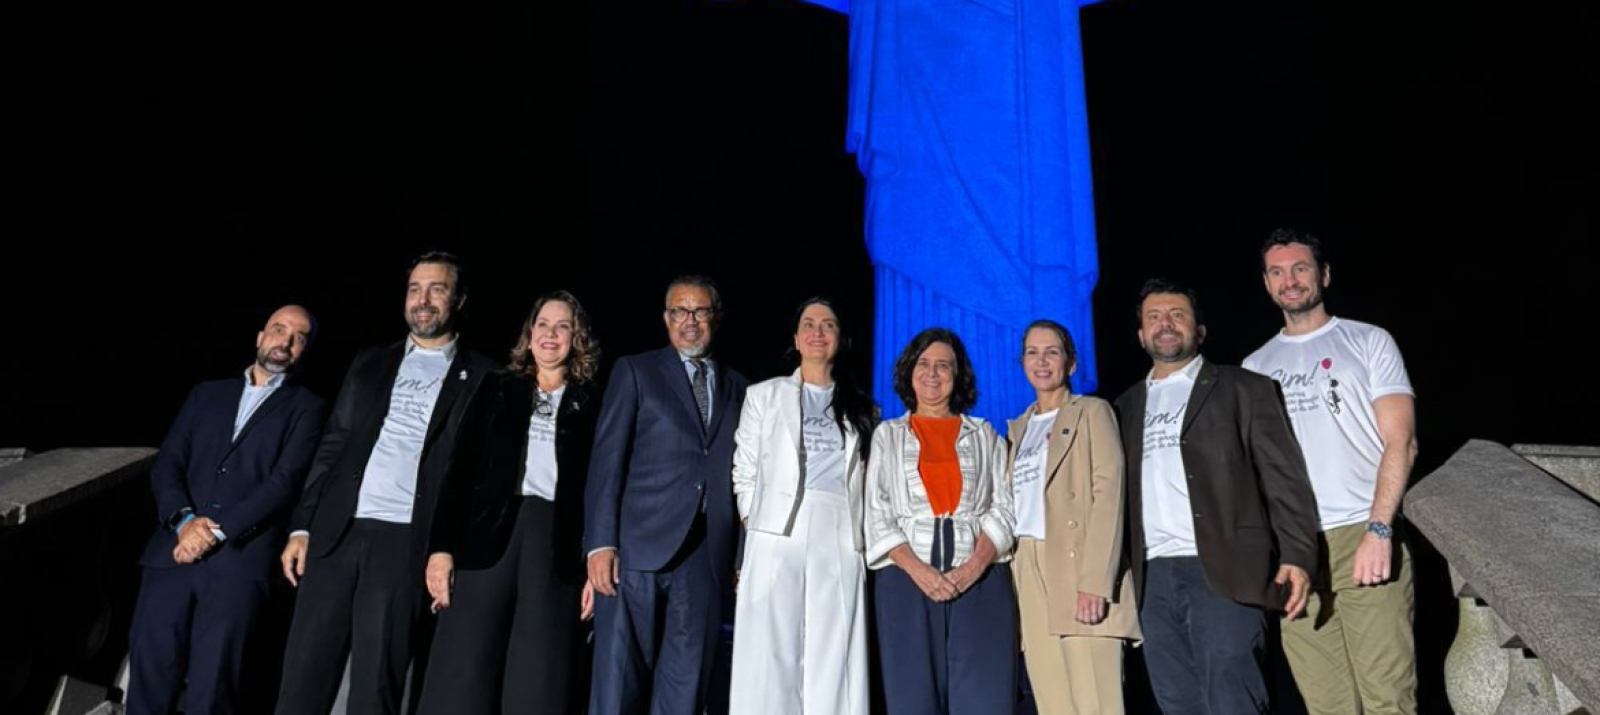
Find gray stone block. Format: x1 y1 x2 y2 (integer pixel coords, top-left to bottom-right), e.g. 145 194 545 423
0 448 157 527
1514 444 1600 504
0 447 31 468
1409 440 1600 708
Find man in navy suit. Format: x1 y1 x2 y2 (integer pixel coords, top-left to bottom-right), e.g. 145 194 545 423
585 275 749 715
126 304 327 715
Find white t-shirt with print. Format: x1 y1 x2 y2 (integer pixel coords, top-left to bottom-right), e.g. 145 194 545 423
1245 317 1414 530
521 385 565 499
802 383 848 496
1011 410 1058 541
1142 358 1202 559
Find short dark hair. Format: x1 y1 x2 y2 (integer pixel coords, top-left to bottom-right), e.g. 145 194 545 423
1261 228 1328 276
1136 278 1205 327
411 250 467 302
664 274 723 314
892 327 979 415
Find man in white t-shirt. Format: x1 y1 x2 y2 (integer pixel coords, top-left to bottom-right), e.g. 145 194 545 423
1244 229 1419 715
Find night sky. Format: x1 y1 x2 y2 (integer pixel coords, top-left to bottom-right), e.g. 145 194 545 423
14 0 1595 454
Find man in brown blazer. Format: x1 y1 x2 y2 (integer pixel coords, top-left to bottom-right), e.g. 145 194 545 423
1114 279 1319 715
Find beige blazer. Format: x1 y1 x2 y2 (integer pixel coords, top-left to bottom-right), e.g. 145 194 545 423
1007 394 1140 639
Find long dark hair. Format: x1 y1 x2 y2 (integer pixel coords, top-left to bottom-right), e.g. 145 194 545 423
790 297 877 460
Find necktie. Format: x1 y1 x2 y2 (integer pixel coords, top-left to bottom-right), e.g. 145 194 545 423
691 359 710 428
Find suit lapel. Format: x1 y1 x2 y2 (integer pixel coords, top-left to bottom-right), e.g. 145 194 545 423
703 357 735 441
422 349 476 455
1044 397 1084 487
1181 359 1219 437
1122 382 1149 489
780 372 803 455
225 384 291 459
358 344 408 441
556 380 588 428
657 348 706 438
212 378 247 453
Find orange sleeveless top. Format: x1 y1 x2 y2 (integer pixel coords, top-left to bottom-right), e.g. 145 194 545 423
909 415 963 517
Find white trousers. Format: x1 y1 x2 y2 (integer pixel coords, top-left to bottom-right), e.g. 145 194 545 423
729 490 868 715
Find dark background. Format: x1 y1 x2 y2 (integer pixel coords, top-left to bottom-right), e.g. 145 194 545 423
8 0 1597 712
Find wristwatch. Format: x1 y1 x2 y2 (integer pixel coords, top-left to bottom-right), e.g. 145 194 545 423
1366 521 1393 540
165 506 195 532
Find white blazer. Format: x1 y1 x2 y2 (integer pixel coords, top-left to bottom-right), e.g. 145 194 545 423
732 370 866 552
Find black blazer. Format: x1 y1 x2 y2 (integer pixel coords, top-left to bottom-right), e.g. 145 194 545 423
141 376 326 578
428 370 598 583
290 340 497 581
1115 359 1321 610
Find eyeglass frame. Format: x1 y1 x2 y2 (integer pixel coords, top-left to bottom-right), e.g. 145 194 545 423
665 306 716 324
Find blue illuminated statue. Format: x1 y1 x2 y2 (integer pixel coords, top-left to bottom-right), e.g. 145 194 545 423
802 0 1104 423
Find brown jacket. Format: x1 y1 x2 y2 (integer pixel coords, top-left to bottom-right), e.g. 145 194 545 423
1007 394 1140 639
1114 359 1320 610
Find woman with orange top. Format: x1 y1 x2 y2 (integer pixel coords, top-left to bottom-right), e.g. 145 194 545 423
865 327 1016 715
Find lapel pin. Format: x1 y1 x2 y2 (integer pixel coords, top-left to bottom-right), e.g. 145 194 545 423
458 370 468 381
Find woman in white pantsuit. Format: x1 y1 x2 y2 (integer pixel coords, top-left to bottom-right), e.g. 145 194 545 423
728 297 877 715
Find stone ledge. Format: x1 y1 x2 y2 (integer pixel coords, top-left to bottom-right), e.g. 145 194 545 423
1409 440 1599 707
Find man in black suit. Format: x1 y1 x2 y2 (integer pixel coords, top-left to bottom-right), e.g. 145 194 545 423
585 275 749 715
275 252 497 715
127 304 326 715
1115 279 1320 715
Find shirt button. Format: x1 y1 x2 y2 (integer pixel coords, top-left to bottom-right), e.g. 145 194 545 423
1067 550 1077 558
1067 520 1078 528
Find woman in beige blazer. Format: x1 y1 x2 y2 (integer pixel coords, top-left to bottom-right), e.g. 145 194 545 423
1007 319 1140 715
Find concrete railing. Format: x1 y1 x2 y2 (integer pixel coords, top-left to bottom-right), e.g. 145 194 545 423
1407 440 1597 715
1 448 157 715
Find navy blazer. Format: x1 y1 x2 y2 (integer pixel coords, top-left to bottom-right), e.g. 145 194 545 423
584 346 748 578
140 376 327 579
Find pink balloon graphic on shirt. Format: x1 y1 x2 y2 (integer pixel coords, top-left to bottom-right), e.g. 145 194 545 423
1321 358 1333 370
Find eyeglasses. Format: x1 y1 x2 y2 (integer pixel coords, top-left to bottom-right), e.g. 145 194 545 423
666 307 715 324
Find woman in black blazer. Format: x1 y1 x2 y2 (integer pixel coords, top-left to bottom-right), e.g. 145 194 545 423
417 289 601 715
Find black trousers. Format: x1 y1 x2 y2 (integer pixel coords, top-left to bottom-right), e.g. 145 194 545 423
417 497 582 715
276 519 429 715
